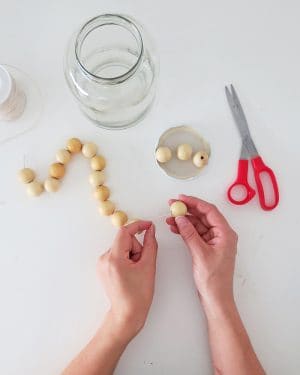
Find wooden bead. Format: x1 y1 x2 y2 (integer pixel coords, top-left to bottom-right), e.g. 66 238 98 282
155 147 172 163
18 168 35 184
170 201 187 217
193 151 209 168
26 180 44 197
56 149 71 164
99 200 115 216
89 171 105 187
49 163 65 179
111 211 128 227
44 177 60 192
90 155 106 171
177 143 193 161
66 138 82 153
82 142 97 158
94 185 110 201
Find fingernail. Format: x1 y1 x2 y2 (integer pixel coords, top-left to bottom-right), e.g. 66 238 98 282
175 216 189 226
142 220 152 228
150 224 155 233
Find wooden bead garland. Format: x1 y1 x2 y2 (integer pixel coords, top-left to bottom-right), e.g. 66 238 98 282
99 200 115 216
111 211 128 227
66 138 82 153
49 163 65 179
18 168 35 184
94 185 110 201
26 180 44 196
18 138 131 227
56 149 71 164
82 142 97 158
44 177 60 192
89 171 105 187
90 155 106 171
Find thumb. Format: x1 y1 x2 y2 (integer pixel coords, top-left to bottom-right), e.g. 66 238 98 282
175 216 206 257
111 227 132 258
141 224 158 263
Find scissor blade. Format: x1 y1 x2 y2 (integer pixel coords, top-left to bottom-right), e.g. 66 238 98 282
243 137 258 158
225 85 254 143
230 85 250 130
240 143 249 160
239 137 258 159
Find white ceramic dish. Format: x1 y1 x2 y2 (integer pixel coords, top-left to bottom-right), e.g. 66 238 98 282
155 125 211 180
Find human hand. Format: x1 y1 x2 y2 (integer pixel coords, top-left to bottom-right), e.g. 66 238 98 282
166 195 237 307
97 221 158 343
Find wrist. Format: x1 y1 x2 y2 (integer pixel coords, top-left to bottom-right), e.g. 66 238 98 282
98 311 131 349
199 290 236 318
104 309 143 345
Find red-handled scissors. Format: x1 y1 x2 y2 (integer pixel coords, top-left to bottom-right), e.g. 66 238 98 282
225 85 279 211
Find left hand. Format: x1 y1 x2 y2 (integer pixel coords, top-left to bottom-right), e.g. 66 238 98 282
97 221 158 343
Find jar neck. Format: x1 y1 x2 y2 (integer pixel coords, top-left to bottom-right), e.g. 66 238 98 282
75 14 144 85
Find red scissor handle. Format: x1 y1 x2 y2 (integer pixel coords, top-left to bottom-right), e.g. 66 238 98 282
251 156 279 211
227 159 256 205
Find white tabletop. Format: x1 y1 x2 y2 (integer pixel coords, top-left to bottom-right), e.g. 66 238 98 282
1 1 299 374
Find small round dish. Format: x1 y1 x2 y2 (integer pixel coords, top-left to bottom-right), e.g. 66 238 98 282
155 125 211 180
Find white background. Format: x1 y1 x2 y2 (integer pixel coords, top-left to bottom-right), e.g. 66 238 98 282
0 0 300 374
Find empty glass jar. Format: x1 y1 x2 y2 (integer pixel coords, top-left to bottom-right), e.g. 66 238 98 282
64 14 159 130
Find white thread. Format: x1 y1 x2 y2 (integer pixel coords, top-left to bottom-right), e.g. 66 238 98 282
0 64 43 146
147 214 169 222
0 65 26 121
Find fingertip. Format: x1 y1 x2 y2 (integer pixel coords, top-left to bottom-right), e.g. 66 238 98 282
178 194 192 203
149 223 156 234
144 223 156 242
126 220 152 235
142 224 158 261
175 215 190 226
177 195 195 211
166 216 176 225
178 194 190 200
140 220 152 227
170 226 179 234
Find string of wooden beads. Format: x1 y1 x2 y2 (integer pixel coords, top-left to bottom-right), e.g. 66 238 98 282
18 168 44 196
18 138 129 228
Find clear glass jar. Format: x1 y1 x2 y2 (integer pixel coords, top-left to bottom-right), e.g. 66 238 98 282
64 14 159 130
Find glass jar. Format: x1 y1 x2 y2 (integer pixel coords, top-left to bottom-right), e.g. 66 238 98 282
64 14 159 130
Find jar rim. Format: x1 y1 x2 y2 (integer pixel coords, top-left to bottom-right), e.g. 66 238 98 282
75 14 144 84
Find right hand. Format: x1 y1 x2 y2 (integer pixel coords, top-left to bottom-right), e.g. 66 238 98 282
166 195 238 306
